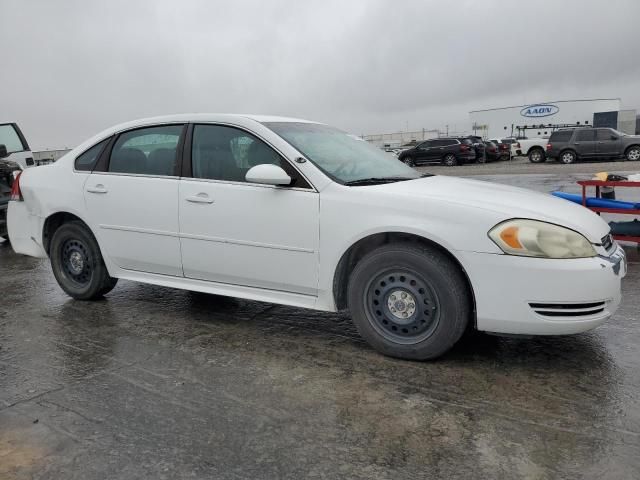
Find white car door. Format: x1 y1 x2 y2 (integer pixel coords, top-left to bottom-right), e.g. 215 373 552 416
84 124 185 276
179 124 319 295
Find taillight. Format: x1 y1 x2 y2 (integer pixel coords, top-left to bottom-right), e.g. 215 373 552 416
459 144 470 152
10 171 23 201
546 143 552 151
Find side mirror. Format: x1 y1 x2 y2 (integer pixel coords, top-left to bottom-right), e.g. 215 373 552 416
611 135 618 140
0 144 7 158
245 164 292 186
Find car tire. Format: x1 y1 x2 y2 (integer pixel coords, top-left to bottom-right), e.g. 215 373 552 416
559 150 577 164
625 146 640 162
347 243 471 360
528 148 546 163
443 154 458 166
50 221 118 300
402 156 416 167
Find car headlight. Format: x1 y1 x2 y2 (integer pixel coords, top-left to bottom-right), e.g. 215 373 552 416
488 219 596 258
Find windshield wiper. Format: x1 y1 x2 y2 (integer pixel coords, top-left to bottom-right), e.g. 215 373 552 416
344 177 415 186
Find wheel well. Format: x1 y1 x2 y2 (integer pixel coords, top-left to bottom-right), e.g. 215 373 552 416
558 148 576 158
527 146 544 155
624 144 640 155
42 212 87 255
332 232 476 321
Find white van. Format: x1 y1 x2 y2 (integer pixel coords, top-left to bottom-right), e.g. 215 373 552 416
0 122 34 169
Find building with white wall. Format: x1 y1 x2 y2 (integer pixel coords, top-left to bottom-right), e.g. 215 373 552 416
469 98 635 139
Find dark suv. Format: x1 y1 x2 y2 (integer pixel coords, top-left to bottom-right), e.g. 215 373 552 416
398 137 476 166
546 127 640 164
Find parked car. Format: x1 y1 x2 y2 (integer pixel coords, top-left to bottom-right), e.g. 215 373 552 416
489 137 519 159
519 137 550 163
546 128 640 164
464 136 486 163
8 114 626 360
398 137 476 166
0 154 21 240
0 122 34 169
483 141 500 162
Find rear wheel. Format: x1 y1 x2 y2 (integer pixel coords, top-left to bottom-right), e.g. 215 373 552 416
443 154 458 166
625 146 640 162
402 156 415 167
560 150 577 164
528 148 546 163
347 244 471 360
50 221 117 300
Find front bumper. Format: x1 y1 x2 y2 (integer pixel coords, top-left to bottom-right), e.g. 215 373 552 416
457 245 626 335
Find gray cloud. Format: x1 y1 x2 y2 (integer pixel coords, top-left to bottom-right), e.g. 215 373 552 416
2 0 639 149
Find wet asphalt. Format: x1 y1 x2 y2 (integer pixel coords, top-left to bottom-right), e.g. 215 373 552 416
1 169 639 479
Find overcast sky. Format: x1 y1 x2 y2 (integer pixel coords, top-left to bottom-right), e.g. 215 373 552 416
2 0 640 150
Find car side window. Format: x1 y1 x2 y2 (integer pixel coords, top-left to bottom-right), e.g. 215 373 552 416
596 129 614 141
75 138 110 171
418 141 432 149
575 130 595 142
191 124 311 188
108 125 183 176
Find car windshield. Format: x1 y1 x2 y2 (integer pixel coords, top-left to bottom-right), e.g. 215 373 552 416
263 122 421 184
610 128 627 137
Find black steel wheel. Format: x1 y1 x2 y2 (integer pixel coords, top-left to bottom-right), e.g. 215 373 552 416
50 221 117 300
348 243 471 360
365 270 441 344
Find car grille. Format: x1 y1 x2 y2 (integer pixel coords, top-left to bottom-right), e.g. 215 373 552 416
529 301 606 318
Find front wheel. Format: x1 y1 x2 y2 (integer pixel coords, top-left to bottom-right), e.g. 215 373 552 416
442 154 458 166
560 150 577 164
50 221 118 300
347 244 471 360
626 146 640 162
528 148 546 163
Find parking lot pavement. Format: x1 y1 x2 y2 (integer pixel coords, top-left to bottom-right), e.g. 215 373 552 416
1 174 639 480
416 156 640 176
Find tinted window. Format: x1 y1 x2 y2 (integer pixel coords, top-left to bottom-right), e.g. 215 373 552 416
417 141 433 148
434 139 456 147
109 125 183 175
596 129 615 140
575 130 595 141
460 139 473 145
192 125 310 188
0 124 25 153
75 138 109 171
550 130 573 142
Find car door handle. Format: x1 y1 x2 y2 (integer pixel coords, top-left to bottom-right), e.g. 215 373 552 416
86 184 108 194
185 193 214 204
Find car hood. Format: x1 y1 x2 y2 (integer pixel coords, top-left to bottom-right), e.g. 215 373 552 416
374 176 610 243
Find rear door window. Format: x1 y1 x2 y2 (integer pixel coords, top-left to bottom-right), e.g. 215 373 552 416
575 130 595 141
109 125 184 176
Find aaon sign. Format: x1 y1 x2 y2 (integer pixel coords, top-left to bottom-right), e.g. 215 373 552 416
520 104 559 118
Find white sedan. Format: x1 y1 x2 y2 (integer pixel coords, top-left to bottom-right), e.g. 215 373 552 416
8 114 627 360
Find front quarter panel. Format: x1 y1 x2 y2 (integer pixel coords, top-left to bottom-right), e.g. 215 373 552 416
316 182 505 309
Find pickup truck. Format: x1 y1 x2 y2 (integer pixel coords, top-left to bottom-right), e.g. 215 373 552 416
518 137 550 163
0 122 34 169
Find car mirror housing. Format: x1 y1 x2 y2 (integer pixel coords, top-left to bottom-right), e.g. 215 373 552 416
611 135 618 140
245 164 292 186
0 144 8 158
